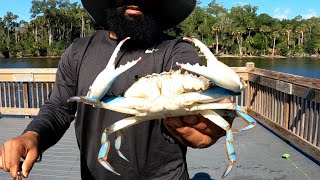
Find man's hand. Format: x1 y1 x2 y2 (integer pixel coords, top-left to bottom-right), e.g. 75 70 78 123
0 131 40 178
164 115 234 148
163 98 234 148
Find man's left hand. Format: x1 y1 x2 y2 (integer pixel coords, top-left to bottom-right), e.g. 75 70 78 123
164 114 234 148
163 98 234 148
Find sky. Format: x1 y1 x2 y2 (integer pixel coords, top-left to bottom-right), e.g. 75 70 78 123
0 0 319 22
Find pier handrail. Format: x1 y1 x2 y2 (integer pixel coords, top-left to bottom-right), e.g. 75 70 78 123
244 62 320 162
0 68 56 115
0 65 319 162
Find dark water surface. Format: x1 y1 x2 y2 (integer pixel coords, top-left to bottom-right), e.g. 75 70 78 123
220 57 320 79
0 57 320 79
0 57 60 68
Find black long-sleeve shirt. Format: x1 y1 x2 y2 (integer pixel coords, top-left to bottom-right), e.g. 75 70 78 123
25 30 200 180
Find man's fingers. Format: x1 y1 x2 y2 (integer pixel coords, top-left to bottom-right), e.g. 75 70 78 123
182 115 225 137
1 146 10 172
22 148 38 178
175 126 214 148
164 117 213 148
8 145 23 178
164 115 228 148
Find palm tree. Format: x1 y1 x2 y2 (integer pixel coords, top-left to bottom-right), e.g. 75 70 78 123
295 23 308 46
232 27 246 56
284 25 293 48
259 25 271 55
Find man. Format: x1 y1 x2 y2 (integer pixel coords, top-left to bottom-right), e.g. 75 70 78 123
0 0 233 179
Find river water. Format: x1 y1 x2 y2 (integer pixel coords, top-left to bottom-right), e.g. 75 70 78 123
0 57 320 79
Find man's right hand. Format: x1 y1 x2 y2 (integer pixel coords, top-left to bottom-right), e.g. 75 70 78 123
0 131 40 178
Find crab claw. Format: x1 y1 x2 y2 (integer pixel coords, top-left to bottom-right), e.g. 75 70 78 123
68 37 141 104
180 37 245 93
87 57 141 100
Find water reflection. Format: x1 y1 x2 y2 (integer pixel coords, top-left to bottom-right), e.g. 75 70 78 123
0 57 320 79
0 58 60 68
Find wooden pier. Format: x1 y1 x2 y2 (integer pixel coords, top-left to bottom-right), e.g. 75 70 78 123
0 63 319 179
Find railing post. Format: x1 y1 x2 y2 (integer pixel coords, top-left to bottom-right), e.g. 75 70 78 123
245 62 255 109
23 82 30 118
284 94 291 129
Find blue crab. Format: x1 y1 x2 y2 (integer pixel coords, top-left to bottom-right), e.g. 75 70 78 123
68 37 256 179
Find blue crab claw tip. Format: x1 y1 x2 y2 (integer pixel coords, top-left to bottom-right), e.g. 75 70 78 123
67 96 81 102
99 160 121 176
221 161 235 179
116 150 129 162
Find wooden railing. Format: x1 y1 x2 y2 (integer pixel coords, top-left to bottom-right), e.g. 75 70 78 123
0 65 319 162
0 68 56 115
244 63 320 162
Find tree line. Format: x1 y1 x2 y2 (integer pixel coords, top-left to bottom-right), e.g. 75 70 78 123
1 0 320 58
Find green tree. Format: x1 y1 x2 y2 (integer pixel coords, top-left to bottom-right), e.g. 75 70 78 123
259 25 271 55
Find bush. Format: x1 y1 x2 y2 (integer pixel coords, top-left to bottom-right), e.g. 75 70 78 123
304 39 316 55
277 44 289 56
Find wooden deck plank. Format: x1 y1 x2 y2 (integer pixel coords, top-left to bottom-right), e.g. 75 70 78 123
0 117 319 180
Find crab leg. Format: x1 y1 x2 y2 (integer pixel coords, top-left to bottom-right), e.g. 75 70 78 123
180 37 245 93
98 116 146 175
115 131 129 161
233 105 257 132
199 110 235 179
188 102 236 111
98 130 120 175
176 86 240 106
68 37 141 104
99 96 150 115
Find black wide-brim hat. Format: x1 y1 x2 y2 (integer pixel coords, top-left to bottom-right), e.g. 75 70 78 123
81 0 196 30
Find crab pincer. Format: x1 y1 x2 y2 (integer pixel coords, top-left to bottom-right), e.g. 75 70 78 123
181 37 245 93
68 37 141 105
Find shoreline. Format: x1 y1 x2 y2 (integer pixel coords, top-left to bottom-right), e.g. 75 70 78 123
215 54 320 60
2 54 320 60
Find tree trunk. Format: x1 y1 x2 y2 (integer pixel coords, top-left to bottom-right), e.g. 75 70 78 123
62 24 65 40
81 14 85 38
287 31 290 48
35 26 38 42
272 36 276 57
15 31 17 44
215 32 219 55
236 35 243 57
48 28 52 46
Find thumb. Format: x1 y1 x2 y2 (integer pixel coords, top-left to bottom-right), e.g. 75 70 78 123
22 148 39 178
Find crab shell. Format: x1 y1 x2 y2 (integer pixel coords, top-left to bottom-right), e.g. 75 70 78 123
124 70 210 100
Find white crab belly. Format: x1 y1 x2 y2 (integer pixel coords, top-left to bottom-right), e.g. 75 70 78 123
103 96 196 118
142 96 196 118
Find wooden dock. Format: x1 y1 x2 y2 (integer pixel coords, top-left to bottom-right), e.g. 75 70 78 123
0 117 319 180
0 63 320 179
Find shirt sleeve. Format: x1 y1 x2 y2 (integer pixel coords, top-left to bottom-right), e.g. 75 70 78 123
24 43 78 151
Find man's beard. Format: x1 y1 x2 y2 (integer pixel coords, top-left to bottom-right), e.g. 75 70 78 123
103 7 162 47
